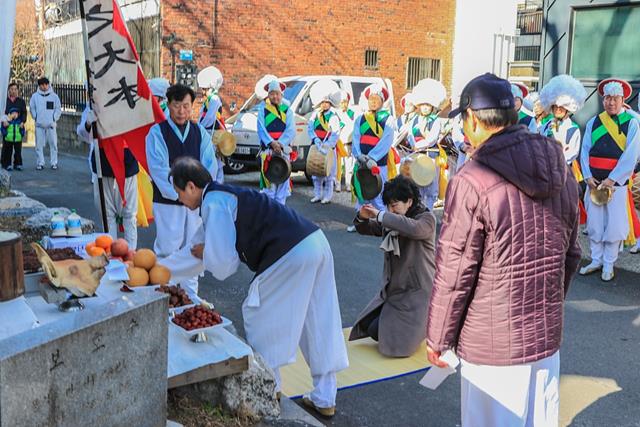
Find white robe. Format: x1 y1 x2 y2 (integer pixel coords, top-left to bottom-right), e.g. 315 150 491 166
166 188 349 406
580 111 640 266
307 109 341 201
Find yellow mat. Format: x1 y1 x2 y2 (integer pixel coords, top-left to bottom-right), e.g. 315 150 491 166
280 328 431 398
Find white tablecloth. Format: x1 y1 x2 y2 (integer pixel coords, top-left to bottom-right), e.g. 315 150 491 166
0 296 39 340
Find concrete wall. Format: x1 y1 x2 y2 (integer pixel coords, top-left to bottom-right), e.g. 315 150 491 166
55 111 88 157
160 0 457 113
450 0 519 104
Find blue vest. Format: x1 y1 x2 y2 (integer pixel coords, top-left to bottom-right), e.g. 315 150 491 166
152 121 202 205
202 182 319 276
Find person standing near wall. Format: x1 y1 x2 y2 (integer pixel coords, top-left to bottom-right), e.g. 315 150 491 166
1 82 27 171
30 77 61 170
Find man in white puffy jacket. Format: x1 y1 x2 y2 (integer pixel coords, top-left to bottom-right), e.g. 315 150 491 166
29 77 62 170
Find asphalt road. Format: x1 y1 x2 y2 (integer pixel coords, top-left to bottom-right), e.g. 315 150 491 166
9 148 640 427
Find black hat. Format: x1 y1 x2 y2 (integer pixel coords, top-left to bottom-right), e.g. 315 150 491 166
37 77 50 86
449 73 514 118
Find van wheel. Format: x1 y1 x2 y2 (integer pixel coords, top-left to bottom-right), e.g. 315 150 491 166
224 160 247 175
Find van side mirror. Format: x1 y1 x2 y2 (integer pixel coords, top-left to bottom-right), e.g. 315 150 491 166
299 96 313 116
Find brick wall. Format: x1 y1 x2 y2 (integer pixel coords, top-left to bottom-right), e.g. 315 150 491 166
160 0 456 114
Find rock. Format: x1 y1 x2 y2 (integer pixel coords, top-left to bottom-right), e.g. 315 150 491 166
0 196 47 234
22 207 95 244
172 352 280 421
0 168 10 197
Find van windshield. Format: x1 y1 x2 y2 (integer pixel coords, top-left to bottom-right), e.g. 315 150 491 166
242 80 305 112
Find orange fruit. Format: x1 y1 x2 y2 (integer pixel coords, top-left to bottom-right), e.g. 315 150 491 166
86 242 96 252
95 235 113 251
87 246 106 257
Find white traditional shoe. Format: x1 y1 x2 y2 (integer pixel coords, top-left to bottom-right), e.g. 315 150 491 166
310 197 321 203
301 395 335 418
335 184 342 192
321 198 331 204
630 245 640 254
601 269 615 282
579 262 602 275
346 225 356 233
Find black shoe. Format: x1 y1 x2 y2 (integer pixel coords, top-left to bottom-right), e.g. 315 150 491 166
5 166 12 171
14 165 22 171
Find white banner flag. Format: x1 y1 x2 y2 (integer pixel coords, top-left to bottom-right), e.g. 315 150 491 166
82 0 156 139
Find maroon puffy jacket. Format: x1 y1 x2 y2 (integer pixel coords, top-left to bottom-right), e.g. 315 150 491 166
426 125 581 365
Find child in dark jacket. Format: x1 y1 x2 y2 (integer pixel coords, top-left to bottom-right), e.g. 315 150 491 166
1 107 26 170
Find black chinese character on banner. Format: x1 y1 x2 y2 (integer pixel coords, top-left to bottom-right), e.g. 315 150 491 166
85 3 113 39
105 76 138 109
94 41 135 78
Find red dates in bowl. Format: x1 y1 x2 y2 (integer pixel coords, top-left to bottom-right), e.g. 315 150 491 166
172 305 223 331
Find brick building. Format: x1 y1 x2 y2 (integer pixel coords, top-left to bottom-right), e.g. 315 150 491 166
40 0 518 112
160 0 456 112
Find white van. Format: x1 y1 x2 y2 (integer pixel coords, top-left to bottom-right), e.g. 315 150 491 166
226 75 395 176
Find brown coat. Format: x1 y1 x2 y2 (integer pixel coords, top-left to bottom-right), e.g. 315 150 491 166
350 209 436 357
426 125 581 366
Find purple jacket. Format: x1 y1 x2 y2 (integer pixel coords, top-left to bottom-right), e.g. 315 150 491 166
426 125 581 365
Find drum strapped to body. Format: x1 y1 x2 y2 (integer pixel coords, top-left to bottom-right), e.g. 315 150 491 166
306 145 335 177
632 173 640 211
400 153 436 187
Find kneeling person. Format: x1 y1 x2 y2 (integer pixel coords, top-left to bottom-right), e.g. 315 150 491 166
168 157 349 417
350 175 436 357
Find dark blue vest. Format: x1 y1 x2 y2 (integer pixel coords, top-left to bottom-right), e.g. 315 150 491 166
202 182 319 276
91 147 139 178
153 121 202 205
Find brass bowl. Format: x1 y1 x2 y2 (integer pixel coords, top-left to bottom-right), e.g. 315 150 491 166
590 187 613 206
213 131 237 157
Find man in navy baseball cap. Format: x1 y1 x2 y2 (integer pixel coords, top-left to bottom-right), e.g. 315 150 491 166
426 72 578 427
449 73 515 118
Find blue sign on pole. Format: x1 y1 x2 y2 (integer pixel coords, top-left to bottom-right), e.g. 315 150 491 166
179 50 193 61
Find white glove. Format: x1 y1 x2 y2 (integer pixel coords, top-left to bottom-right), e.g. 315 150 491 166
366 159 377 170
86 109 97 125
357 154 369 165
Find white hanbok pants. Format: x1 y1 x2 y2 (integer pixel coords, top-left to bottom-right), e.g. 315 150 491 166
461 351 560 427
242 230 349 408
153 202 202 295
35 126 58 167
355 165 387 212
262 178 291 205
93 175 138 249
215 156 225 184
312 149 337 201
585 186 629 268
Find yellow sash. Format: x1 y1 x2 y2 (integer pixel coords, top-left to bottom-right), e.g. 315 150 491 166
364 112 383 138
599 112 627 152
265 101 287 124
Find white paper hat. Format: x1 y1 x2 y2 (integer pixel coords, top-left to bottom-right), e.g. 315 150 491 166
539 74 587 113
197 66 223 91
411 79 446 108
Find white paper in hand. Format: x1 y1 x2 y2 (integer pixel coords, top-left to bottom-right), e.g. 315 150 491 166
419 350 460 390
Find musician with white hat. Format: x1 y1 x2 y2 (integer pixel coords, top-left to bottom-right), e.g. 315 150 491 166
407 78 446 210
197 66 226 183
579 78 640 281
335 89 356 193
511 82 538 133
148 77 170 119
350 83 397 214
397 93 417 130
538 74 587 175
307 79 341 204
257 78 296 205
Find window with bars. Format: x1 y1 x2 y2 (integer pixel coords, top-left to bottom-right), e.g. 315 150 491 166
365 49 379 70
406 57 441 89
